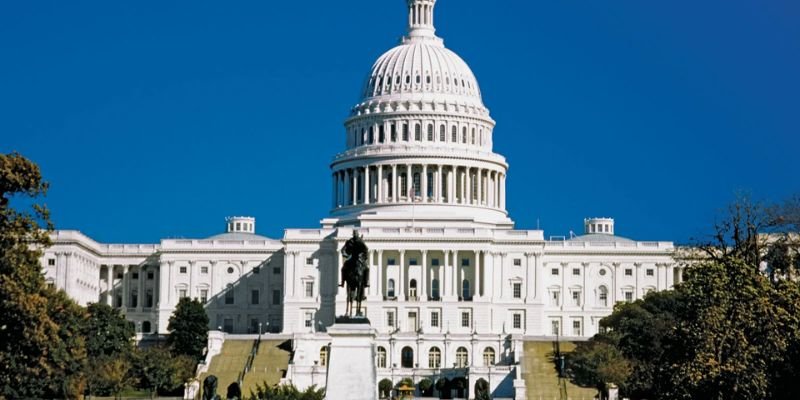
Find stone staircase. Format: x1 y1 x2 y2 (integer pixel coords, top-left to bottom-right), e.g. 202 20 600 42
241 340 291 395
521 341 598 400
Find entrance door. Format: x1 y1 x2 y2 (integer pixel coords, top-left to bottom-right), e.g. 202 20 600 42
223 318 234 334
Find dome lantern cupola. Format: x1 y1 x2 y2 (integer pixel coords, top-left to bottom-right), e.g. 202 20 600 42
406 0 438 41
226 216 256 234
584 218 615 235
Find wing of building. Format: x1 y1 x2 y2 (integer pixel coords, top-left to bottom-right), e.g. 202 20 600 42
40 0 683 397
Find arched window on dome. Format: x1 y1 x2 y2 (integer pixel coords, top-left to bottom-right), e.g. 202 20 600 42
413 173 421 198
320 346 329 367
446 76 450 85
429 347 442 368
439 125 446 142
427 172 434 198
400 174 408 200
462 127 468 144
403 124 409 141
396 75 401 85
416 75 421 84
387 172 394 199
436 75 441 85
376 346 387 368
598 286 608 307
362 128 368 146
391 123 397 142
427 124 434 141
379 125 385 143
415 124 421 141
454 78 459 87
452 126 457 143
368 127 374 144
426 75 431 85
483 347 496 366
471 128 476 145
406 75 411 84
456 347 469 368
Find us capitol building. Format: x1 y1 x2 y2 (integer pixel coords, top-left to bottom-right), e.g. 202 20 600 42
41 0 681 397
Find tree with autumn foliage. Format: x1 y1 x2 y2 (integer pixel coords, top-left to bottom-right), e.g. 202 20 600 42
0 152 88 399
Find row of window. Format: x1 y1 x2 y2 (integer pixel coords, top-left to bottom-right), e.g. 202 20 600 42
550 319 583 337
548 286 650 307
365 73 475 97
383 309 526 332
175 287 282 306
371 346 495 369
175 265 281 275
548 267 656 276
350 122 488 148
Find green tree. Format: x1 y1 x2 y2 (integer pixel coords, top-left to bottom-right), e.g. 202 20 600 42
133 346 196 397
248 383 325 400
0 152 88 399
85 302 136 359
88 356 138 398
378 378 393 398
167 297 209 361
567 337 631 397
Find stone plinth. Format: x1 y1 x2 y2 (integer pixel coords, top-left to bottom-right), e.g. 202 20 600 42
324 322 377 400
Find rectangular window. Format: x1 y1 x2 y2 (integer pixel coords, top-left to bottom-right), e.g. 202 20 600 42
253 266 260 274
513 313 522 329
132 272 139 280
145 290 153 308
599 291 608 306
461 258 470 267
179 289 187 299
272 290 281 305
551 290 560 306
551 268 559 275
200 289 208 303
147 271 154 280
273 267 281 275
646 268 654 276
513 259 522 266
304 312 313 328
116 272 123 280
388 258 396 266
225 288 234 305
551 320 560 335
573 320 582 336
572 268 580 276
48 258 55 266
201 266 209 274
513 283 522 299
251 289 260 305
305 282 314 298
179 266 187 274
432 258 440 266
409 258 418 266
461 311 470 328
430 311 440 328
306 257 314 266
572 290 581 306
625 269 633 276
386 311 395 327
624 291 633 302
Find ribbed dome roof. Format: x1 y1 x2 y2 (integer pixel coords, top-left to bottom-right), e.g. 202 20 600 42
362 41 482 102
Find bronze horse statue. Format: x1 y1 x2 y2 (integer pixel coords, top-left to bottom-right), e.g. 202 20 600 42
339 231 369 317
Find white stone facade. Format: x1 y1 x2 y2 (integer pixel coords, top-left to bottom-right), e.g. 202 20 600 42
40 1 683 397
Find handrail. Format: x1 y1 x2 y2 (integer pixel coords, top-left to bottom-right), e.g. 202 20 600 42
237 335 262 386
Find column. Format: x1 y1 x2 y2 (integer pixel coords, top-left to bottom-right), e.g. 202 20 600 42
158 263 170 308
399 250 406 301
460 168 466 203
364 166 371 205
422 164 428 202
344 169 351 206
421 251 428 299
377 250 384 297
525 252 535 302
137 266 144 311
378 165 384 203
477 169 483 205
475 251 482 299
121 265 129 309
437 255 444 299
449 167 455 204
500 173 506 209
466 168 472 204
406 164 413 201
393 164 399 203
436 165 443 203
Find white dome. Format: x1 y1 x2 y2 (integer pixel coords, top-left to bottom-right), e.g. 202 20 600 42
362 41 482 103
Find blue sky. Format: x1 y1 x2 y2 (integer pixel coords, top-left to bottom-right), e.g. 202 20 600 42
1 0 798 244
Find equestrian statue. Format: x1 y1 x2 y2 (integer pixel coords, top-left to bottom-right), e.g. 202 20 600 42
339 231 369 318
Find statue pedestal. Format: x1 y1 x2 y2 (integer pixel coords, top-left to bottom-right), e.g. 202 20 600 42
324 322 377 400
